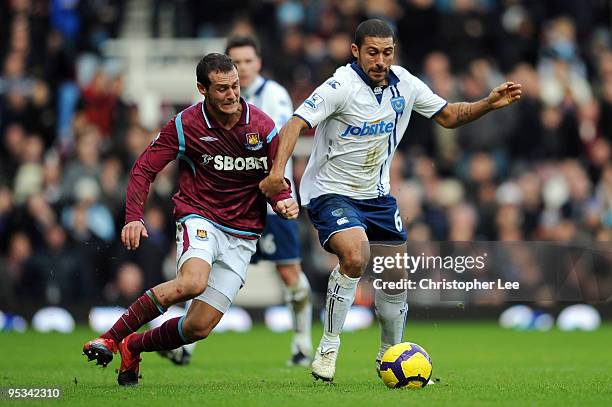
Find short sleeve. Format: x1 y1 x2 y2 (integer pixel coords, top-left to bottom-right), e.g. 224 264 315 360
293 75 349 128
411 75 448 118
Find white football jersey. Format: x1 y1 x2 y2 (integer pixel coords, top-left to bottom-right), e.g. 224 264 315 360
295 63 447 205
242 75 296 212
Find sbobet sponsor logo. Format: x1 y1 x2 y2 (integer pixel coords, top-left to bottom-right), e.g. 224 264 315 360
340 120 395 137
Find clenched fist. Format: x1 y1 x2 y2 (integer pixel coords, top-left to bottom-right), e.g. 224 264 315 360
274 198 299 220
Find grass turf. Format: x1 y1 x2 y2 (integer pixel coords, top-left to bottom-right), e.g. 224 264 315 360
1 322 611 406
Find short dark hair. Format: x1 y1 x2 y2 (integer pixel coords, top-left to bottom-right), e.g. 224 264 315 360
225 35 261 56
354 18 396 47
196 53 236 88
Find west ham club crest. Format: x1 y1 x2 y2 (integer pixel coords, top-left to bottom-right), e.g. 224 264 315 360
245 132 262 151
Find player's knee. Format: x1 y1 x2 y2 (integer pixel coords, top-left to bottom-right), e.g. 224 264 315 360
277 263 300 286
175 278 207 299
340 249 369 278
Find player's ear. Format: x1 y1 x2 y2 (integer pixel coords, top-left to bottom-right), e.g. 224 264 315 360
351 43 359 59
197 82 207 97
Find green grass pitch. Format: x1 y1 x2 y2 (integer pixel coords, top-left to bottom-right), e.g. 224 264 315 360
1 322 611 406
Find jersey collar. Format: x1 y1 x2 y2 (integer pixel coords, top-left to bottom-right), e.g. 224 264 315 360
242 75 264 100
201 97 250 129
350 61 400 88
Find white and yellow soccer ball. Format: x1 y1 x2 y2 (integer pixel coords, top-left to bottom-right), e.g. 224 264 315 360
379 342 432 389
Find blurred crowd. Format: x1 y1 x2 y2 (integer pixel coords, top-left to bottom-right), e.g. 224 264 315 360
1 0 612 311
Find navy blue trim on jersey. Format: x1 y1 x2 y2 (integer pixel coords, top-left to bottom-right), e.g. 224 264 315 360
307 193 406 251
374 91 383 105
388 68 400 86
175 111 196 174
431 101 449 118
254 78 269 97
293 113 313 129
350 61 369 84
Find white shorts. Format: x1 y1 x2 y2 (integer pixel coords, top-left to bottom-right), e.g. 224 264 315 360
176 216 257 313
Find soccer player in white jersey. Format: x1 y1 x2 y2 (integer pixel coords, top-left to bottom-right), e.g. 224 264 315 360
260 19 522 382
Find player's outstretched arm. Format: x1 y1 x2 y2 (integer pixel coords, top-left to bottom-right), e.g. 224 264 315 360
433 82 522 129
259 116 309 198
121 220 149 250
124 123 178 250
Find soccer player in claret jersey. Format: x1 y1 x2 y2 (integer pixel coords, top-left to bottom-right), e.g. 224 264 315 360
260 19 522 382
158 36 313 368
82 53 298 386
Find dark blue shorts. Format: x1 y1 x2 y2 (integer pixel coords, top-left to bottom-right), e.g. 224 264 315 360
251 214 301 264
307 193 407 252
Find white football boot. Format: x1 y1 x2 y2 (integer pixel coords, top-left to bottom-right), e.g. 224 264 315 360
311 347 338 382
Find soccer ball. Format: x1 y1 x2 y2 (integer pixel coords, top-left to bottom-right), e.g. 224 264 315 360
379 342 432 389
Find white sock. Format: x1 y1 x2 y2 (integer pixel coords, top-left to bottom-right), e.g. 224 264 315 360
286 271 312 355
183 342 197 354
319 265 360 353
375 289 408 360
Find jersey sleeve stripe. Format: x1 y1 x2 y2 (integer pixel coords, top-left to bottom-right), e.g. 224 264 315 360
175 111 197 174
293 113 313 129
431 101 449 118
176 111 186 158
266 128 278 143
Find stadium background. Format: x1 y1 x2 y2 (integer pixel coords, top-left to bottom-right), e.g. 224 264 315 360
1 0 612 329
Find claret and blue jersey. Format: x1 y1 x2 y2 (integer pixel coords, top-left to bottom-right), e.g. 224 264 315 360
124 98 291 239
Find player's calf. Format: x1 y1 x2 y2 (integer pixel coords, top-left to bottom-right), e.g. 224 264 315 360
181 300 224 342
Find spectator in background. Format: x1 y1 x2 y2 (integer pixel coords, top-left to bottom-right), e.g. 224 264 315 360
61 177 115 242
28 223 92 304
61 125 102 200
0 186 14 244
104 262 144 306
79 71 117 138
4 231 33 299
1 1 612 313
12 135 44 204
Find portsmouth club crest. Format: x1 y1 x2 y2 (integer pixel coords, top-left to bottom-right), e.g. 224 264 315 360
391 96 405 114
245 132 262 151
